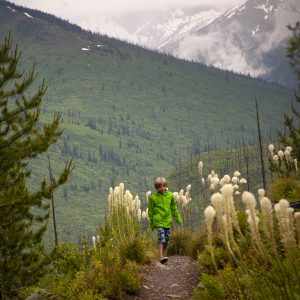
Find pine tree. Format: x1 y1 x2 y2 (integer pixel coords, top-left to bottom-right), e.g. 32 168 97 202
278 22 300 158
269 22 300 176
0 35 72 298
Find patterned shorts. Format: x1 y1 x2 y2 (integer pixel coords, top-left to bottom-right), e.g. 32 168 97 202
156 227 171 246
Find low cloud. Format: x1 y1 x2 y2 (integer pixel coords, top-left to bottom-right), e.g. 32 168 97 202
258 0 300 53
175 30 268 77
11 0 245 17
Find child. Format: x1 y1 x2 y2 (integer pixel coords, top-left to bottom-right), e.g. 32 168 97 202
147 177 182 264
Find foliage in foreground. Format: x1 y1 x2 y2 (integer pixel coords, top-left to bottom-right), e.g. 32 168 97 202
195 184 300 300
0 35 72 299
21 184 156 299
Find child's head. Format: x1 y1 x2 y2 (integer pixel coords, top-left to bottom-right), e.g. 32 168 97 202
154 177 168 193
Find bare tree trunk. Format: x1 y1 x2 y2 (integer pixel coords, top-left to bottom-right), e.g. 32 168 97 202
255 98 266 190
48 155 58 246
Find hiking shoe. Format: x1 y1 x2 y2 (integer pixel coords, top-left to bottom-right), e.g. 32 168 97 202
160 257 168 264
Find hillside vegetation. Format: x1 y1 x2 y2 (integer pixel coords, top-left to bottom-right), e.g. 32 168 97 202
0 0 294 243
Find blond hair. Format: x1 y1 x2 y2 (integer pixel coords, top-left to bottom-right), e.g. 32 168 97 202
154 177 168 190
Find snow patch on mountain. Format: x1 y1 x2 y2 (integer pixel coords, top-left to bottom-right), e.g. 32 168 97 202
23 12 33 18
155 9 221 49
6 6 17 13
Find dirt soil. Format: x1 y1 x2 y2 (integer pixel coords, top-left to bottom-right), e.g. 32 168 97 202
125 255 200 299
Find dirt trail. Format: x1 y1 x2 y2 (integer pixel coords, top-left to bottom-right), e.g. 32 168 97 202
126 255 200 299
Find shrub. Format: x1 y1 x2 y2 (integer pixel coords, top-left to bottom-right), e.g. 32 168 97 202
117 261 142 295
51 243 86 276
187 229 207 259
167 227 193 256
193 273 226 300
269 176 300 203
118 236 147 264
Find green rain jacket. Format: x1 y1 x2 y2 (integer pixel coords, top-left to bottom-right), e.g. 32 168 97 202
148 191 182 229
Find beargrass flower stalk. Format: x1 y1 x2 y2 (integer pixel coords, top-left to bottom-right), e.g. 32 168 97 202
119 182 124 205
278 150 284 160
258 188 265 200
223 175 231 184
92 236 96 249
198 161 203 178
186 184 191 200
207 174 212 182
273 154 279 164
114 186 120 203
222 184 242 254
182 196 188 208
173 192 179 202
284 149 291 160
288 207 296 242
286 146 292 152
211 192 224 231
219 178 224 187
220 185 236 250
260 197 274 241
204 205 219 271
142 210 147 220
295 212 300 245
294 159 298 171
108 193 112 213
242 191 261 248
239 178 247 184
107 184 143 241
233 171 241 177
221 184 235 234
268 144 275 156
274 200 296 249
204 205 216 248
211 176 220 189
231 176 238 184
201 178 205 185
137 208 142 221
284 150 291 169
146 191 151 203
222 215 239 263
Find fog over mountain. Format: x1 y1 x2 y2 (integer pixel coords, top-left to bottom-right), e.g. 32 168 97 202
161 0 299 87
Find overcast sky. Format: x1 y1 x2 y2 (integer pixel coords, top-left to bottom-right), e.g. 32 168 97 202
10 0 246 20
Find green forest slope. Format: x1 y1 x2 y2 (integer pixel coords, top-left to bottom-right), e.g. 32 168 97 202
0 0 294 243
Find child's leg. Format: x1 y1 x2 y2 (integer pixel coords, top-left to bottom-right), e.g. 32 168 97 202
163 228 171 254
158 243 164 258
156 227 171 264
156 227 164 258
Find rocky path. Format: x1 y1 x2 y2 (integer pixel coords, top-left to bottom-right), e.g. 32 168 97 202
125 256 200 299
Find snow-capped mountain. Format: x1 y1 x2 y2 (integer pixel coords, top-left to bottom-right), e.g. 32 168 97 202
160 0 300 88
78 7 222 49
78 0 298 87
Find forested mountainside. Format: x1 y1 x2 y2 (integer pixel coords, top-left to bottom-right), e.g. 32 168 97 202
0 0 293 243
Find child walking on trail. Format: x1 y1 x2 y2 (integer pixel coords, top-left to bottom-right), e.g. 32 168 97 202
147 177 182 264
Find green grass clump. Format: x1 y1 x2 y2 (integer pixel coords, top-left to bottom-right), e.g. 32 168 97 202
167 227 193 256
187 230 207 260
269 175 300 203
119 236 147 264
